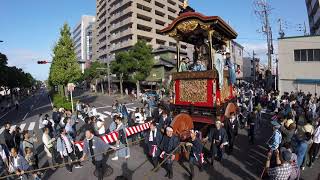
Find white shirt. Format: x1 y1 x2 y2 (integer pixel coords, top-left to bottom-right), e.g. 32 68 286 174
96 121 106 135
135 112 144 124
61 135 73 156
91 108 97 116
313 126 320 144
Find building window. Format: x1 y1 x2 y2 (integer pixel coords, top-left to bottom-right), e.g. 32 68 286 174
308 49 314 61
300 49 307 61
294 49 320 61
294 50 300 61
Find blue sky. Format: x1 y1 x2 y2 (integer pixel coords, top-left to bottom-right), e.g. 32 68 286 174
0 0 308 80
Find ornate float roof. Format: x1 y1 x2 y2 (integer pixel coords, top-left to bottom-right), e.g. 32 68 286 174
160 11 238 41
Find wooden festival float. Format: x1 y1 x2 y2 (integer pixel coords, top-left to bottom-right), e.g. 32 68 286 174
160 2 238 141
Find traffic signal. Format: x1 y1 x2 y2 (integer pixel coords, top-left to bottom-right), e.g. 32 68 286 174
37 61 48 64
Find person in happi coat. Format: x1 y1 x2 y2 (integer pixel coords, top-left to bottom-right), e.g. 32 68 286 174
158 110 172 134
144 121 163 169
224 112 239 154
159 126 180 179
204 120 228 164
186 130 204 179
81 129 114 180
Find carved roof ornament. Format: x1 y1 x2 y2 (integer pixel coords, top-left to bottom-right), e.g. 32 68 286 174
182 0 189 9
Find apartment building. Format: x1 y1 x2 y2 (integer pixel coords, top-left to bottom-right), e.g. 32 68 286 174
95 0 186 61
306 0 320 35
278 35 320 94
72 15 96 62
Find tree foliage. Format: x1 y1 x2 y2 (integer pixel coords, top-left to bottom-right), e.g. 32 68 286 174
82 61 107 82
49 23 81 86
0 52 36 90
111 40 154 83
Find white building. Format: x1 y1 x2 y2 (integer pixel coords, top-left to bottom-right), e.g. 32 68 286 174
72 15 96 72
278 35 320 94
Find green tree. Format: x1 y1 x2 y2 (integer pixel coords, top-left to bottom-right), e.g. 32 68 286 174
111 40 154 97
0 53 8 88
111 51 134 96
49 23 81 96
130 40 154 97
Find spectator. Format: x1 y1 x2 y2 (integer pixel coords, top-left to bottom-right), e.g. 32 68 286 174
96 118 106 136
295 132 311 168
22 130 38 169
246 111 256 144
65 118 76 140
8 147 30 180
310 119 320 166
3 122 15 150
267 120 282 151
56 129 82 173
42 127 56 167
302 132 313 170
112 116 130 160
266 149 292 180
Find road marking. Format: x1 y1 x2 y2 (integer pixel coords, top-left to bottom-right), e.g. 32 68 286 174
97 112 108 120
19 123 26 131
96 105 112 110
103 111 112 116
23 112 30 121
28 122 36 131
127 108 136 112
125 103 135 106
0 127 4 134
10 125 16 132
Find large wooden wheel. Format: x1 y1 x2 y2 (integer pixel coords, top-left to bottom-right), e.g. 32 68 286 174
171 113 194 141
171 113 194 161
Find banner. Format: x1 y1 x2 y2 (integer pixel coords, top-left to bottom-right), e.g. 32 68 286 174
75 122 151 151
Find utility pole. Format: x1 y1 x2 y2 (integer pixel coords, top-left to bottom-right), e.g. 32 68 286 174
253 50 256 83
278 18 285 38
107 60 111 96
254 0 273 70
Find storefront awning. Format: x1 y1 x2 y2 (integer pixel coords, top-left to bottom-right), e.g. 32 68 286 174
294 79 320 84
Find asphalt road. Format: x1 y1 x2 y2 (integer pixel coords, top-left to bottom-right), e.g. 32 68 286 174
1 89 320 180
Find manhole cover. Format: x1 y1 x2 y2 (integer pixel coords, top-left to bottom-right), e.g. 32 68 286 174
93 164 113 177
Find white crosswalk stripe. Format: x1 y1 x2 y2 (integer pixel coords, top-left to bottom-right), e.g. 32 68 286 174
19 123 26 131
10 125 16 132
28 122 36 131
0 127 4 134
97 112 108 120
104 111 112 116
127 108 136 112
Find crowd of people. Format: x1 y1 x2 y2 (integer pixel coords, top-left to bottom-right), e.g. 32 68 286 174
1 85 320 180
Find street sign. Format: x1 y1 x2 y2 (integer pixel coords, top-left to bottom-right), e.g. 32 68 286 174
67 83 75 92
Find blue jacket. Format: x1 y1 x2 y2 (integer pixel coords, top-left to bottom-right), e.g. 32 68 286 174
10 154 30 171
56 134 74 154
268 129 282 150
295 140 308 167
